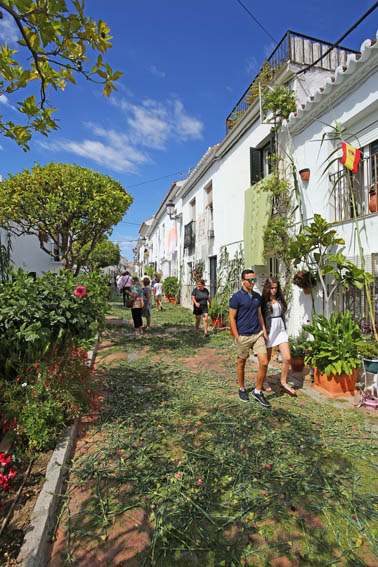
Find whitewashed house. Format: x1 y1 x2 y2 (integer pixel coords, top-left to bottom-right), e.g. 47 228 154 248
282 30 378 334
136 29 378 331
0 227 62 277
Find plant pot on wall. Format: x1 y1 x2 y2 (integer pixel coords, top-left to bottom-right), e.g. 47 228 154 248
299 168 310 181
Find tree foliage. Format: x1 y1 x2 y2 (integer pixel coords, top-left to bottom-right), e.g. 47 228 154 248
80 236 120 271
0 0 122 150
0 162 132 273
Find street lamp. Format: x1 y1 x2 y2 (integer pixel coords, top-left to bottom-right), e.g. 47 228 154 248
166 200 182 221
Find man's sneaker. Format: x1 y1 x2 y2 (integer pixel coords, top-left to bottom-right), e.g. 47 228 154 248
252 390 271 408
239 388 250 402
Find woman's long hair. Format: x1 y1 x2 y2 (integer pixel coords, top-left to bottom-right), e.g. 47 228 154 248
261 277 287 312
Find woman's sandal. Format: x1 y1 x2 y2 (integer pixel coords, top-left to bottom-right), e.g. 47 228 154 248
263 382 272 393
281 383 296 396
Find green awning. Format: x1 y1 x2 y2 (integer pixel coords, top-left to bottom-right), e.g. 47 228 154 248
243 185 271 267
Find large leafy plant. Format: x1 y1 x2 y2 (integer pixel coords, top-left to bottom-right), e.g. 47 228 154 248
303 311 365 376
288 214 373 318
0 268 109 378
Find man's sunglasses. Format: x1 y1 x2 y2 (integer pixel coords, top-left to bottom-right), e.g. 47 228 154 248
246 277 257 283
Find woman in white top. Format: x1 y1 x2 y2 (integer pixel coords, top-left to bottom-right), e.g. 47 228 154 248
261 277 296 395
153 276 164 311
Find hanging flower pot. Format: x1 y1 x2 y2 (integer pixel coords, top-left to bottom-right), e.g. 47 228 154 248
299 168 310 181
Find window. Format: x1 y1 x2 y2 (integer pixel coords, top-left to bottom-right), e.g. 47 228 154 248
329 253 378 327
330 138 378 221
249 132 275 186
204 183 214 238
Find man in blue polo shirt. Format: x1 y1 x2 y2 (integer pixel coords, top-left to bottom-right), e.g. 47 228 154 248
229 269 270 407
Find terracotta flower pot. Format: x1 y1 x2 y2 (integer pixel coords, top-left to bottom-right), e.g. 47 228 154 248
303 287 311 295
368 193 377 213
169 297 176 305
211 316 225 328
299 168 310 181
290 357 305 372
165 295 170 303
313 367 357 398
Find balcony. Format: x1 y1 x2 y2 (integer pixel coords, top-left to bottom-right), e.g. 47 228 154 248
184 221 196 249
329 153 378 222
226 30 359 132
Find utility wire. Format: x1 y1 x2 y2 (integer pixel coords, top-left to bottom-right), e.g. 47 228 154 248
297 1 378 75
126 170 185 189
234 0 277 43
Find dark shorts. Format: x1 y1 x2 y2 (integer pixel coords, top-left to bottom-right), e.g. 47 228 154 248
193 306 208 316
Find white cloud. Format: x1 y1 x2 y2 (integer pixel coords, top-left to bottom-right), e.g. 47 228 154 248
149 65 166 79
0 13 19 44
0 94 16 111
110 95 203 150
246 56 259 77
41 95 202 173
40 131 150 173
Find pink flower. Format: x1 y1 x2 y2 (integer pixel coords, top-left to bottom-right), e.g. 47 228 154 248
174 473 180 479
197 478 202 485
74 285 87 298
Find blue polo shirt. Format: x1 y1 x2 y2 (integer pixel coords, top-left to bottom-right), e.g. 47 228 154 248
229 288 262 336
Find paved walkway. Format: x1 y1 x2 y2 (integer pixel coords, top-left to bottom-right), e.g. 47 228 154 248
46 305 378 567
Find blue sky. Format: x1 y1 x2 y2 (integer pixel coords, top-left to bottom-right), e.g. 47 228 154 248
0 0 377 259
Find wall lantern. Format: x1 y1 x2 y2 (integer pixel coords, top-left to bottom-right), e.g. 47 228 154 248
166 200 182 221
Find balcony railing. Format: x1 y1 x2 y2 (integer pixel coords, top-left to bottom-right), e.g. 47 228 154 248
226 30 359 132
330 153 378 222
184 221 196 249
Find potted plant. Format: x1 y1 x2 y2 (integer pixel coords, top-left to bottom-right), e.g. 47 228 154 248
368 183 377 213
208 297 227 328
358 340 378 374
292 270 317 294
288 328 308 371
162 276 179 304
303 310 365 397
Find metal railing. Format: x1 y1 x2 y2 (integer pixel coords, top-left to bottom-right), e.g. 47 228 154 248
330 153 378 222
226 30 359 132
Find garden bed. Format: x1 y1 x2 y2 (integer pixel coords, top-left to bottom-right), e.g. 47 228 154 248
0 449 53 566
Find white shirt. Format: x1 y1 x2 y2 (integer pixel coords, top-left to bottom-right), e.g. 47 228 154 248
154 282 163 295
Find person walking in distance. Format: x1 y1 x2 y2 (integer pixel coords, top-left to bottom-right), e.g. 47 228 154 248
229 269 270 407
153 276 163 311
142 276 152 331
191 279 211 336
261 277 295 395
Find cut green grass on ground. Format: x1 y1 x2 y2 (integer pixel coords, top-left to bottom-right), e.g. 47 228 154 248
51 299 378 567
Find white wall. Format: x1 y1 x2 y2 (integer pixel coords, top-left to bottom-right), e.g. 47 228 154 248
1 229 60 275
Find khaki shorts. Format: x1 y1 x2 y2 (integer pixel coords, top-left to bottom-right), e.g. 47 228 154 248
237 331 267 359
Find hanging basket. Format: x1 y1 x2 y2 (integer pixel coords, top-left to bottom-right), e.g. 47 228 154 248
299 168 310 181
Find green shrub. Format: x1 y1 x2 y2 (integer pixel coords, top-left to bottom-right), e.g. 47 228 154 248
162 276 179 298
1 347 99 451
0 269 109 379
303 311 364 376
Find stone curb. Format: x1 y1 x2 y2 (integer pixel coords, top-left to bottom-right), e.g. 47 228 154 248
16 341 98 567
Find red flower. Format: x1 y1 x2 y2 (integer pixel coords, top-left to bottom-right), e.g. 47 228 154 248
74 285 87 299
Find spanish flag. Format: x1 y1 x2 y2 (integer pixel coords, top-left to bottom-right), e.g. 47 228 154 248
340 142 361 173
